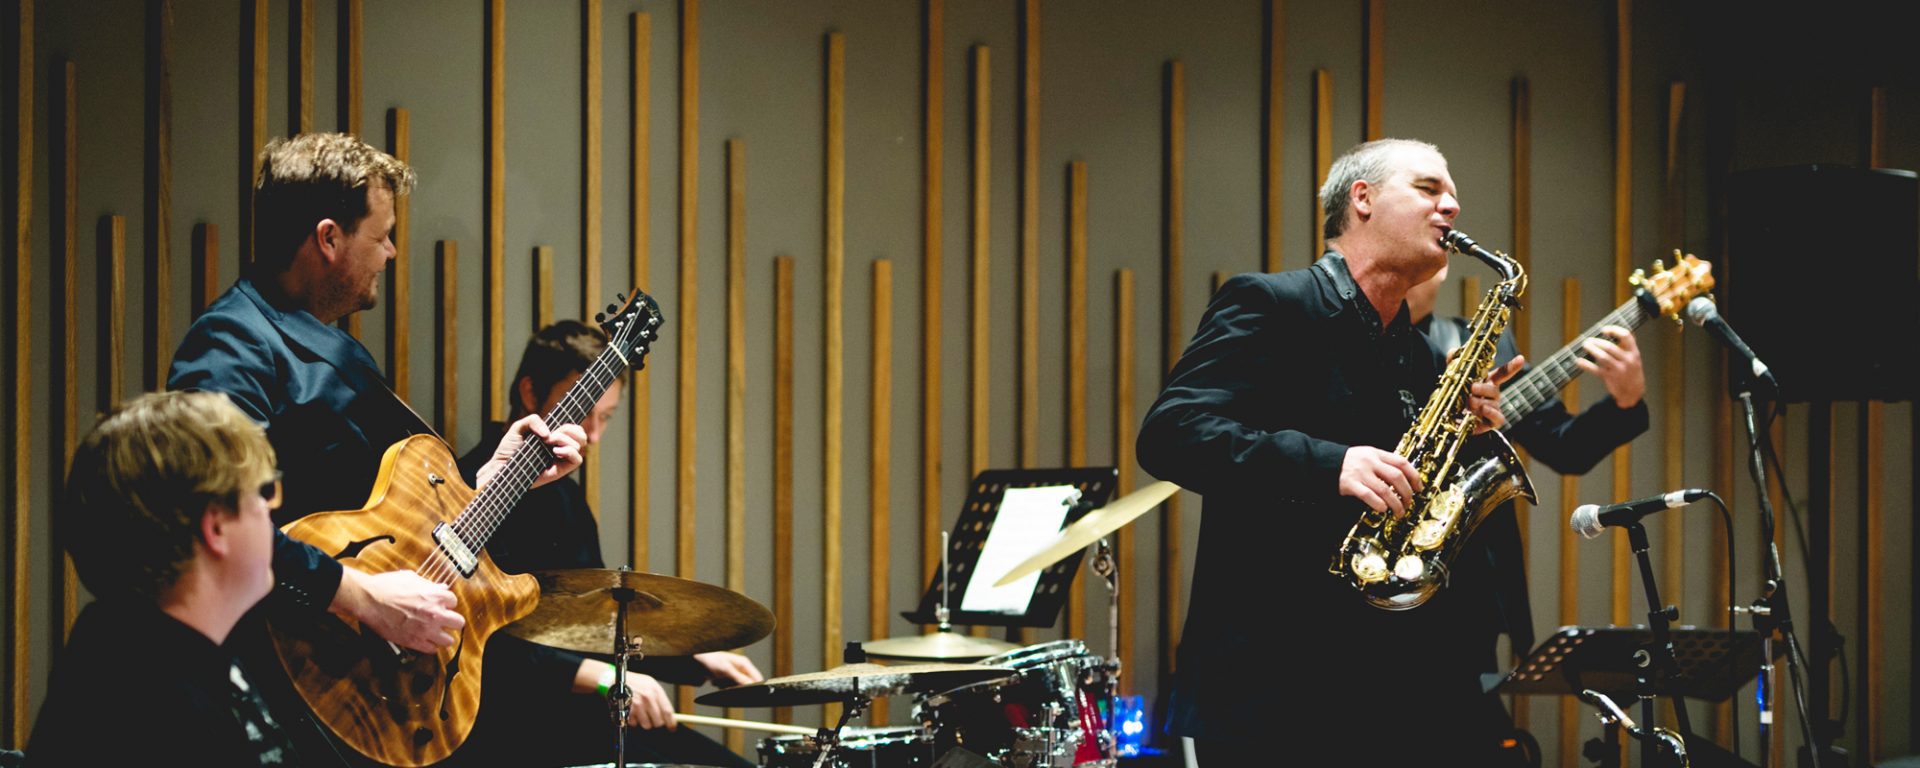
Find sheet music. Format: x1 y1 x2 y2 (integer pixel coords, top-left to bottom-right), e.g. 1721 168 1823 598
960 484 1079 615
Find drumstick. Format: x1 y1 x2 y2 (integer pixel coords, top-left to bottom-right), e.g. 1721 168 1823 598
673 712 817 735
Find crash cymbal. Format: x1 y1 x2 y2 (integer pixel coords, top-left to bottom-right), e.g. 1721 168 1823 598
503 569 775 656
694 662 1013 708
992 480 1181 587
859 631 1021 662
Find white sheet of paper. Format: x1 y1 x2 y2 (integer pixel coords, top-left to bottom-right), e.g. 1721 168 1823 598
960 484 1080 615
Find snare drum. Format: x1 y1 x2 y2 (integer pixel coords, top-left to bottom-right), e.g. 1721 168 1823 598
915 640 1116 768
757 725 937 767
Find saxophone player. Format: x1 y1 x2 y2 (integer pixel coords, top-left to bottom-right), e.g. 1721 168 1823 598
1139 139 1522 764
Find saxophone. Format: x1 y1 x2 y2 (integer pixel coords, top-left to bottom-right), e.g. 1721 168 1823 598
1330 230 1538 610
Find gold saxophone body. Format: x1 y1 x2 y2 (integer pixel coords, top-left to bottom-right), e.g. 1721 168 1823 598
1331 230 1538 610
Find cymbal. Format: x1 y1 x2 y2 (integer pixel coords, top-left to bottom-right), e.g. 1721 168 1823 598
992 480 1182 587
694 662 1013 708
503 569 775 656
859 631 1021 662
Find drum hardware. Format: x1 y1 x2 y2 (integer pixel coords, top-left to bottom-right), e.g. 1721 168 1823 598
865 533 1020 662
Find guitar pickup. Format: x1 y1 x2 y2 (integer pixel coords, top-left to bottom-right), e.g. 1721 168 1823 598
432 523 479 578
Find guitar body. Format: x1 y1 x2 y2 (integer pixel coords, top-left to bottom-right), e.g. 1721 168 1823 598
269 435 539 767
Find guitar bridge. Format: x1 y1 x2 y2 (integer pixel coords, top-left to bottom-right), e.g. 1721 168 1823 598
431 523 479 578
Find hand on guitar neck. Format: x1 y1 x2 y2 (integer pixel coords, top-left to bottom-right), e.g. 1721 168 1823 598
1573 325 1645 409
474 413 588 491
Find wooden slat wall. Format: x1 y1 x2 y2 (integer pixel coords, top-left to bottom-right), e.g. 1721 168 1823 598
675 1 702 716
437 241 459 447
55 59 78 640
1113 269 1135 687
1864 84 1887 763
339 0 361 136
1362 0 1383 141
145 0 173 391
1066 161 1088 640
867 258 893 725
1263 0 1282 273
193 224 218 316
919 0 945 587
1558 278 1583 768
387 108 411 400
293 0 312 133
1018 0 1039 469
1661 82 1687 612
725 139 748 751
243 0 266 267
104 217 127 412
583 0 603 321
1609 0 1634 629
487 0 506 423
821 31 846 705
629 11 652 570
1311 69 1331 259
969 45 990 482
1159 59 1185 677
9 0 34 742
535 246 554 330
772 255 795 725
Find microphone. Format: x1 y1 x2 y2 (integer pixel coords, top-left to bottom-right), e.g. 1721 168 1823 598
1570 489 1713 539
1686 297 1778 392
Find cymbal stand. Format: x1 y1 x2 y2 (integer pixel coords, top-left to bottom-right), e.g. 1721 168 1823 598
934 531 954 633
605 585 645 768
1091 537 1120 674
814 643 877 768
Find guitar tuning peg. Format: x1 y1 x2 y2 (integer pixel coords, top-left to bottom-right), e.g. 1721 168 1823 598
606 303 618 314
1629 269 1645 286
618 292 628 303
595 312 606 323
1651 259 1665 273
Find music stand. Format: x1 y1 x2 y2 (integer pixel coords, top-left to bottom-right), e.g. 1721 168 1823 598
1491 625 1778 702
902 468 1118 630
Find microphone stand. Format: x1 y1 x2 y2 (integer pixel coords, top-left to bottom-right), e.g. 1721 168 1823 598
1735 376 1821 768
1622 520 1692 767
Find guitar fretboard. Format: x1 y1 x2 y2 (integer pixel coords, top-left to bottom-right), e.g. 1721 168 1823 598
1500 292 1653 422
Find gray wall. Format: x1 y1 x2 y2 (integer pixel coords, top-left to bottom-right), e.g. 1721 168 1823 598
5 0 1916 763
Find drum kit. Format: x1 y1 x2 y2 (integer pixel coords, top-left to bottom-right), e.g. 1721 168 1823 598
516 480 1181 768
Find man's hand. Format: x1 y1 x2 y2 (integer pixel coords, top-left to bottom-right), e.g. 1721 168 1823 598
331 567 464 652
1467 355 1525 434
476 414 587 490
575 661 677 730
1576 325 1644 408
693 651 764 687
1339 447 1424 517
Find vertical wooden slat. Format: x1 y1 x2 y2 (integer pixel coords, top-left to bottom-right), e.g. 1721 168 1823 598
1558 278 1583 768
919 0 945 587
629 11 652 570
339 0 361 136
1160 59 1185 676
243 0 267 267
772 256 795 725
534 246 553 329
583 0 602 317
1262 0 1282 273
146 0 173 391
436 241 459 447
486 0 506 423
387 108 411 400
1362 0 1383 141
867 259 893 724
1609 0 1634 630
1863 85 1886 763
9 0 34 739
292 0 312 133
56 60 78 640
1018 0 1039 469
676 0 700 578
105 216 127 411
1311 69 1332 259
969 46 990 481
193 223 219 315
725 139 747 750
1066 161 1088 640
822 30 846 716
1212 272 1227 294
1661 82 1687 614
1112 269 1136 688
1511 78 1531 356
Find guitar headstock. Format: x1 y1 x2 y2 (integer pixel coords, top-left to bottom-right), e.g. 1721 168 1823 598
596 289 665 371
1628 251 1715 319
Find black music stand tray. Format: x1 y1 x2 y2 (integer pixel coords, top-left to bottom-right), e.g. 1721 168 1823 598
1489 625 1778 702
902 467 1118 630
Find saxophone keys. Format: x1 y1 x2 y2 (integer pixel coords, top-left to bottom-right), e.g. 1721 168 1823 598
1392 555 1426 582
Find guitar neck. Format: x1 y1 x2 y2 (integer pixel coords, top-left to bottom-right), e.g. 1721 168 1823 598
452 349 630 553
1500 291 1652 422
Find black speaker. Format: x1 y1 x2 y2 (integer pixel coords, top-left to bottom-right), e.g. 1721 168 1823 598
1724 165 1919 402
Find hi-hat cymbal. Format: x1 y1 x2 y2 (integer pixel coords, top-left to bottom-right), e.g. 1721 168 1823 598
860 631 1022 662
992 480 1182 587
503 569 775 656
694 662 1013 708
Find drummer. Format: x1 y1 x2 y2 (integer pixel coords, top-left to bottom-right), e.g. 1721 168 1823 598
448 321 764 768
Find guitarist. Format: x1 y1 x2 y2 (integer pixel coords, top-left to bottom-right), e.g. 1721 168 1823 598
1407 260 1649 763
447 321 762 768
169 132 587 766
